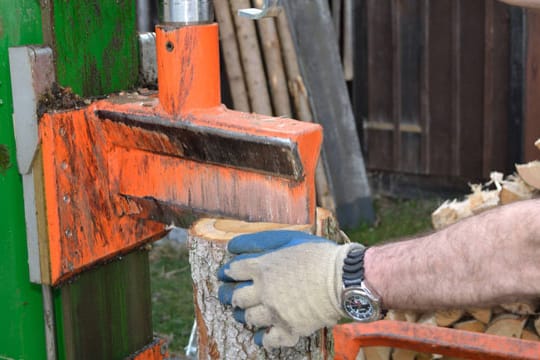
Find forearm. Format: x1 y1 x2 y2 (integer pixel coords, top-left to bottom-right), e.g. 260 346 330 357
365 199 540 310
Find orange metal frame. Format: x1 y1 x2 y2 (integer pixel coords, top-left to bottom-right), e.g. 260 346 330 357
38 23 322 286
333 320 540 360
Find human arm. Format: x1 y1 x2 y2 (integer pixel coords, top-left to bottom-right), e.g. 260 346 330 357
366 198 540 310
218 199 540 348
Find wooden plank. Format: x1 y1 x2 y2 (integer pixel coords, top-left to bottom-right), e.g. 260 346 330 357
283 0 375 227
420 0 431 174
397 0 422 173
508 6 525 165
427 0 454 176
59 250 153 360
457 0 485 180
524 9 540 161
366 0 394 171
451 0 462 177
391 0 402 172
352 0 368 154
483 1 511 176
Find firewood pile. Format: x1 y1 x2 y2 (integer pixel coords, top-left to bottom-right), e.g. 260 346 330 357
358 140 540 360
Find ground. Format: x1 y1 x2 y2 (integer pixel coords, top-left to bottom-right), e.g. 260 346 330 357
149 196 442 357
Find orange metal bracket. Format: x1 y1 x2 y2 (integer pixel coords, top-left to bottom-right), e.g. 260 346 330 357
333 320 540 360
127 338 168 360
38 23 322 285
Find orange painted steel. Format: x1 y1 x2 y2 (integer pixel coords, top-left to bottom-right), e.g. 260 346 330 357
129 338 168 360
333 320 540 360
156 24 220 115
38 24 322 285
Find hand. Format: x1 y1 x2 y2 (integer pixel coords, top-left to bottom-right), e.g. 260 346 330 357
217 230 362 349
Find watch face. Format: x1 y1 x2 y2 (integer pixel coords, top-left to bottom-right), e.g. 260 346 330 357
344 293 374 321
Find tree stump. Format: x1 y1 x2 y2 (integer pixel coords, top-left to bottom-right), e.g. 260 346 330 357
189 217 336 359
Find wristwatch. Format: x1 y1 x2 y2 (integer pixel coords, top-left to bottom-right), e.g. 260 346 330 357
341 245 383 322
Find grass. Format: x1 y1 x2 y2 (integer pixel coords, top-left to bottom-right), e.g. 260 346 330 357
149 196 441 356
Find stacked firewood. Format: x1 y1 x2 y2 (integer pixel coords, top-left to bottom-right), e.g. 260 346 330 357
358 141 540 360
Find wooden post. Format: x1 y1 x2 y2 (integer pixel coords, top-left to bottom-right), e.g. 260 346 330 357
189 211 339 359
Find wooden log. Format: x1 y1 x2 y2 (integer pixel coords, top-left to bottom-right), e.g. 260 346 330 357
521 329 540 341
485 314 526 338
213 0 251 112
452 319 486 333
435 309 465 327
516 161 540 190
230 0 273 115
363 346 392 360
533 315 540 336
253 0 292 117
466 308 492 324
500 300 539 315
391 348 418 360
190 216 335 359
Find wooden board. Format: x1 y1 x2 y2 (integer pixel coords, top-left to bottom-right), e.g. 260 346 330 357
282 0 375 227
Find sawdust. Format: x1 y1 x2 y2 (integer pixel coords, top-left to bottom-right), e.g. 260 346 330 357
37 82 90 118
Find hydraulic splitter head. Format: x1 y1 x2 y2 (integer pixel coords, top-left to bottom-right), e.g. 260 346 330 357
37 6 322 285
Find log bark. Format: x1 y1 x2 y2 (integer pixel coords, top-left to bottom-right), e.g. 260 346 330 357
189 217 334 359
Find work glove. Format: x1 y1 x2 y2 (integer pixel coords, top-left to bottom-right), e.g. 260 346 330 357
217 230 363 349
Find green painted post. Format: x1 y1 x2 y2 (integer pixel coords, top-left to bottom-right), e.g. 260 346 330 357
0 1 47 359
45 1 153 359
2 1 153 358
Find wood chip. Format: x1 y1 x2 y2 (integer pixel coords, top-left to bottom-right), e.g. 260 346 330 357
391 348 417 360
516 161 540 190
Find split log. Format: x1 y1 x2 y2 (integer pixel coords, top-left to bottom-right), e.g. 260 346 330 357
521 329 540 341
391 348 418 360
213 0 251 112
435 310 465 327
230 0 273 115
500 300 539 315
452 319 486 333
190 215 337 359
516 161 540 190
466 308 492 324
535 138 540 152
362 346 392 360
485 314 526 338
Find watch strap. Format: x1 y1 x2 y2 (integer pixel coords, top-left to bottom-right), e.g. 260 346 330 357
342 245 366 288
